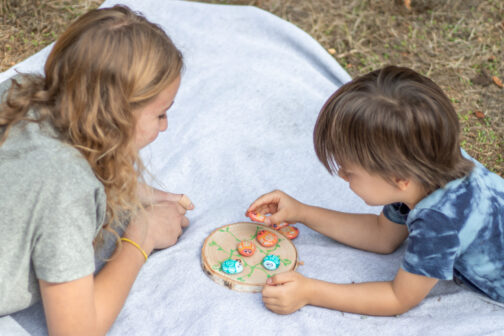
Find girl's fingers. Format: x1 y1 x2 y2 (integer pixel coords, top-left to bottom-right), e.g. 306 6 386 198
178 194 194 210
181 216 190 228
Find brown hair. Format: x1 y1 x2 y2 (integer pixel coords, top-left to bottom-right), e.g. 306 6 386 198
314 65 473 193
0 5 183 244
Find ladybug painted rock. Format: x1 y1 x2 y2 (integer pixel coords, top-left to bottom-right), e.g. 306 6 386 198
262 255 281 271
272 222 289 230
279 226 299 239
237 240 256 257
256 230 278 247
221 258 244 274
247 211 266 223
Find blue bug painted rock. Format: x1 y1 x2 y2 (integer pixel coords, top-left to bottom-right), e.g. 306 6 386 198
262 255 281 271
221 258 244 274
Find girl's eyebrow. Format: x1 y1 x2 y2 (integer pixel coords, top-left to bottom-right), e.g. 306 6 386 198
164 101 174 111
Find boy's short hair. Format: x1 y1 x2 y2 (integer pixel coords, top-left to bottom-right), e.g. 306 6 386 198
313 65 474 193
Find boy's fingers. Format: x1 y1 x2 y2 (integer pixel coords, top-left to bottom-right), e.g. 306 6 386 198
246 191 279 214
266 271 294 286
265 210 287 226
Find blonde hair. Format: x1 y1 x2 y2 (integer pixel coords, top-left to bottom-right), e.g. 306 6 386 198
314 66 473 194
0 5 183 244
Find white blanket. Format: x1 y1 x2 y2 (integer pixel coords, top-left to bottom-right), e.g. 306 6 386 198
1 1 503 335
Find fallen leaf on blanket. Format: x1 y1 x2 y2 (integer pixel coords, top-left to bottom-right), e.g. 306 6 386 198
328 48 336 55
474 110 485 119
492 75 503 88
404 0 412 10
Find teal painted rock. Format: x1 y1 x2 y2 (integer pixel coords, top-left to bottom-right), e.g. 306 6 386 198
221 258 244 274
262 255 280 271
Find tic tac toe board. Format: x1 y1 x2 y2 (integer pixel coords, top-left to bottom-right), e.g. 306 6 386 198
201 222 299 292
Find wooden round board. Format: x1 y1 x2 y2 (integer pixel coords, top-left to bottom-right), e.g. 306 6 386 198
201 222 298 292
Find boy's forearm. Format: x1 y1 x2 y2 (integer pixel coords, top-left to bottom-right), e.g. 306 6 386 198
307 278 411 316
299 205 392 253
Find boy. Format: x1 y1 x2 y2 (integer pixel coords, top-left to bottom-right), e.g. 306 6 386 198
246 66 504 315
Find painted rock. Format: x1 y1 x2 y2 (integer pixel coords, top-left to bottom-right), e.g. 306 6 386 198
256 230 278 247
262 255 281 271
237 240 256 257
272 221 289 230
247 211 266 223
279 226 299 239
221 258 244 274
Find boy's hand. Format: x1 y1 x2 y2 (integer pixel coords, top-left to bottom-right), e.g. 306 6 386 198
246 190 305 226
262 271 312 314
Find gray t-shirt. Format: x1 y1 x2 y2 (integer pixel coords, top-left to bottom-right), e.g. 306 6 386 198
0 78 107 315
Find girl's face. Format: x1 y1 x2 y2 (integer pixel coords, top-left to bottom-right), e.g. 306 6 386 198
133 75 181 150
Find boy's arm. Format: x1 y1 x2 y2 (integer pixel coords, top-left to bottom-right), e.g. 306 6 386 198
247 190 408 254
263 268 439 316
301 206 409 254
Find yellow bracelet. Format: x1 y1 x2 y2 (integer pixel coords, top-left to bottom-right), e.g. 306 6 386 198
120 238 148 262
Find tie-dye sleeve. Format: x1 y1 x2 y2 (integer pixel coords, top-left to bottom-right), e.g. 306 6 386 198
402 209 460 280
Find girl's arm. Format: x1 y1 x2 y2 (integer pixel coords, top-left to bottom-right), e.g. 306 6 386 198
39 200 189 336
262 268 439 316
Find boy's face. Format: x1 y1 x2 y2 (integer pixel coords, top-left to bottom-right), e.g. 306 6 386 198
338 164 402 206
133 75 181 150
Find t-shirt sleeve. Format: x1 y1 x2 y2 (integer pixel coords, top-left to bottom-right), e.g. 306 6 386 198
31 167 106 283
383 202 410 225
401 208 460 280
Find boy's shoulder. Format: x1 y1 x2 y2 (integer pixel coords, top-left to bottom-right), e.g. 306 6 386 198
412 156 503 222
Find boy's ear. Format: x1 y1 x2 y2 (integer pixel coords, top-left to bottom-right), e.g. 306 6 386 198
394 178 410 191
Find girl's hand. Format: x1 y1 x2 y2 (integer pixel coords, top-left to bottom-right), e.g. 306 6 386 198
246 190 305 226
262 271 312 314
126 200 190 254
137 182 195 210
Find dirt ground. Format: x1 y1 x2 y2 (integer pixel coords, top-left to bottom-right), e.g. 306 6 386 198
1 0 502 176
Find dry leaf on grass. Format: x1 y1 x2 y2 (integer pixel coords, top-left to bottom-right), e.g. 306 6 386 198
492 76 503 88
404 0 411 10
474 111 485 119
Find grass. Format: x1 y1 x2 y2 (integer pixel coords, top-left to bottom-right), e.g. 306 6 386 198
1 0 502 176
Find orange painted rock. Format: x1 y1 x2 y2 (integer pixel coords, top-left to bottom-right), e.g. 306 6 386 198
247 211 266 223
237 240 256 257
272 222 289 230
279 226 299 240
256 230 278 247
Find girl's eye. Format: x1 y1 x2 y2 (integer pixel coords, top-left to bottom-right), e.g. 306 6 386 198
158 113 167 120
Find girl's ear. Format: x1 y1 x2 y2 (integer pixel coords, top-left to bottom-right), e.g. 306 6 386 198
394 178 410 191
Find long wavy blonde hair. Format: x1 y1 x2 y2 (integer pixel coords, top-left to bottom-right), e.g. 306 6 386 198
0 5 183 244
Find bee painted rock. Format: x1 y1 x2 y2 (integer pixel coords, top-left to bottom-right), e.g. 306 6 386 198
262 255 281 271
247 211 266 223
237 240 256 257
272 221 289 230
279 225 299 239
256 230 278 247
221 258 244 274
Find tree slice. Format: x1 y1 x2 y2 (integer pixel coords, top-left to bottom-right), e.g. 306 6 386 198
201 222 299 292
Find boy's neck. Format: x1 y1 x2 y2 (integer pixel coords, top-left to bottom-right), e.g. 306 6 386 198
401 180 427 210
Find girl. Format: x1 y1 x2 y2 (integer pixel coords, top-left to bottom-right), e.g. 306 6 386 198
0 5 193 335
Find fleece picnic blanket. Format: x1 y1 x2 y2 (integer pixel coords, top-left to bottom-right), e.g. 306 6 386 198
1 0 503 335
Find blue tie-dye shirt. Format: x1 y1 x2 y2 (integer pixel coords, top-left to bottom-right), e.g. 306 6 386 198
383 155 504 303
